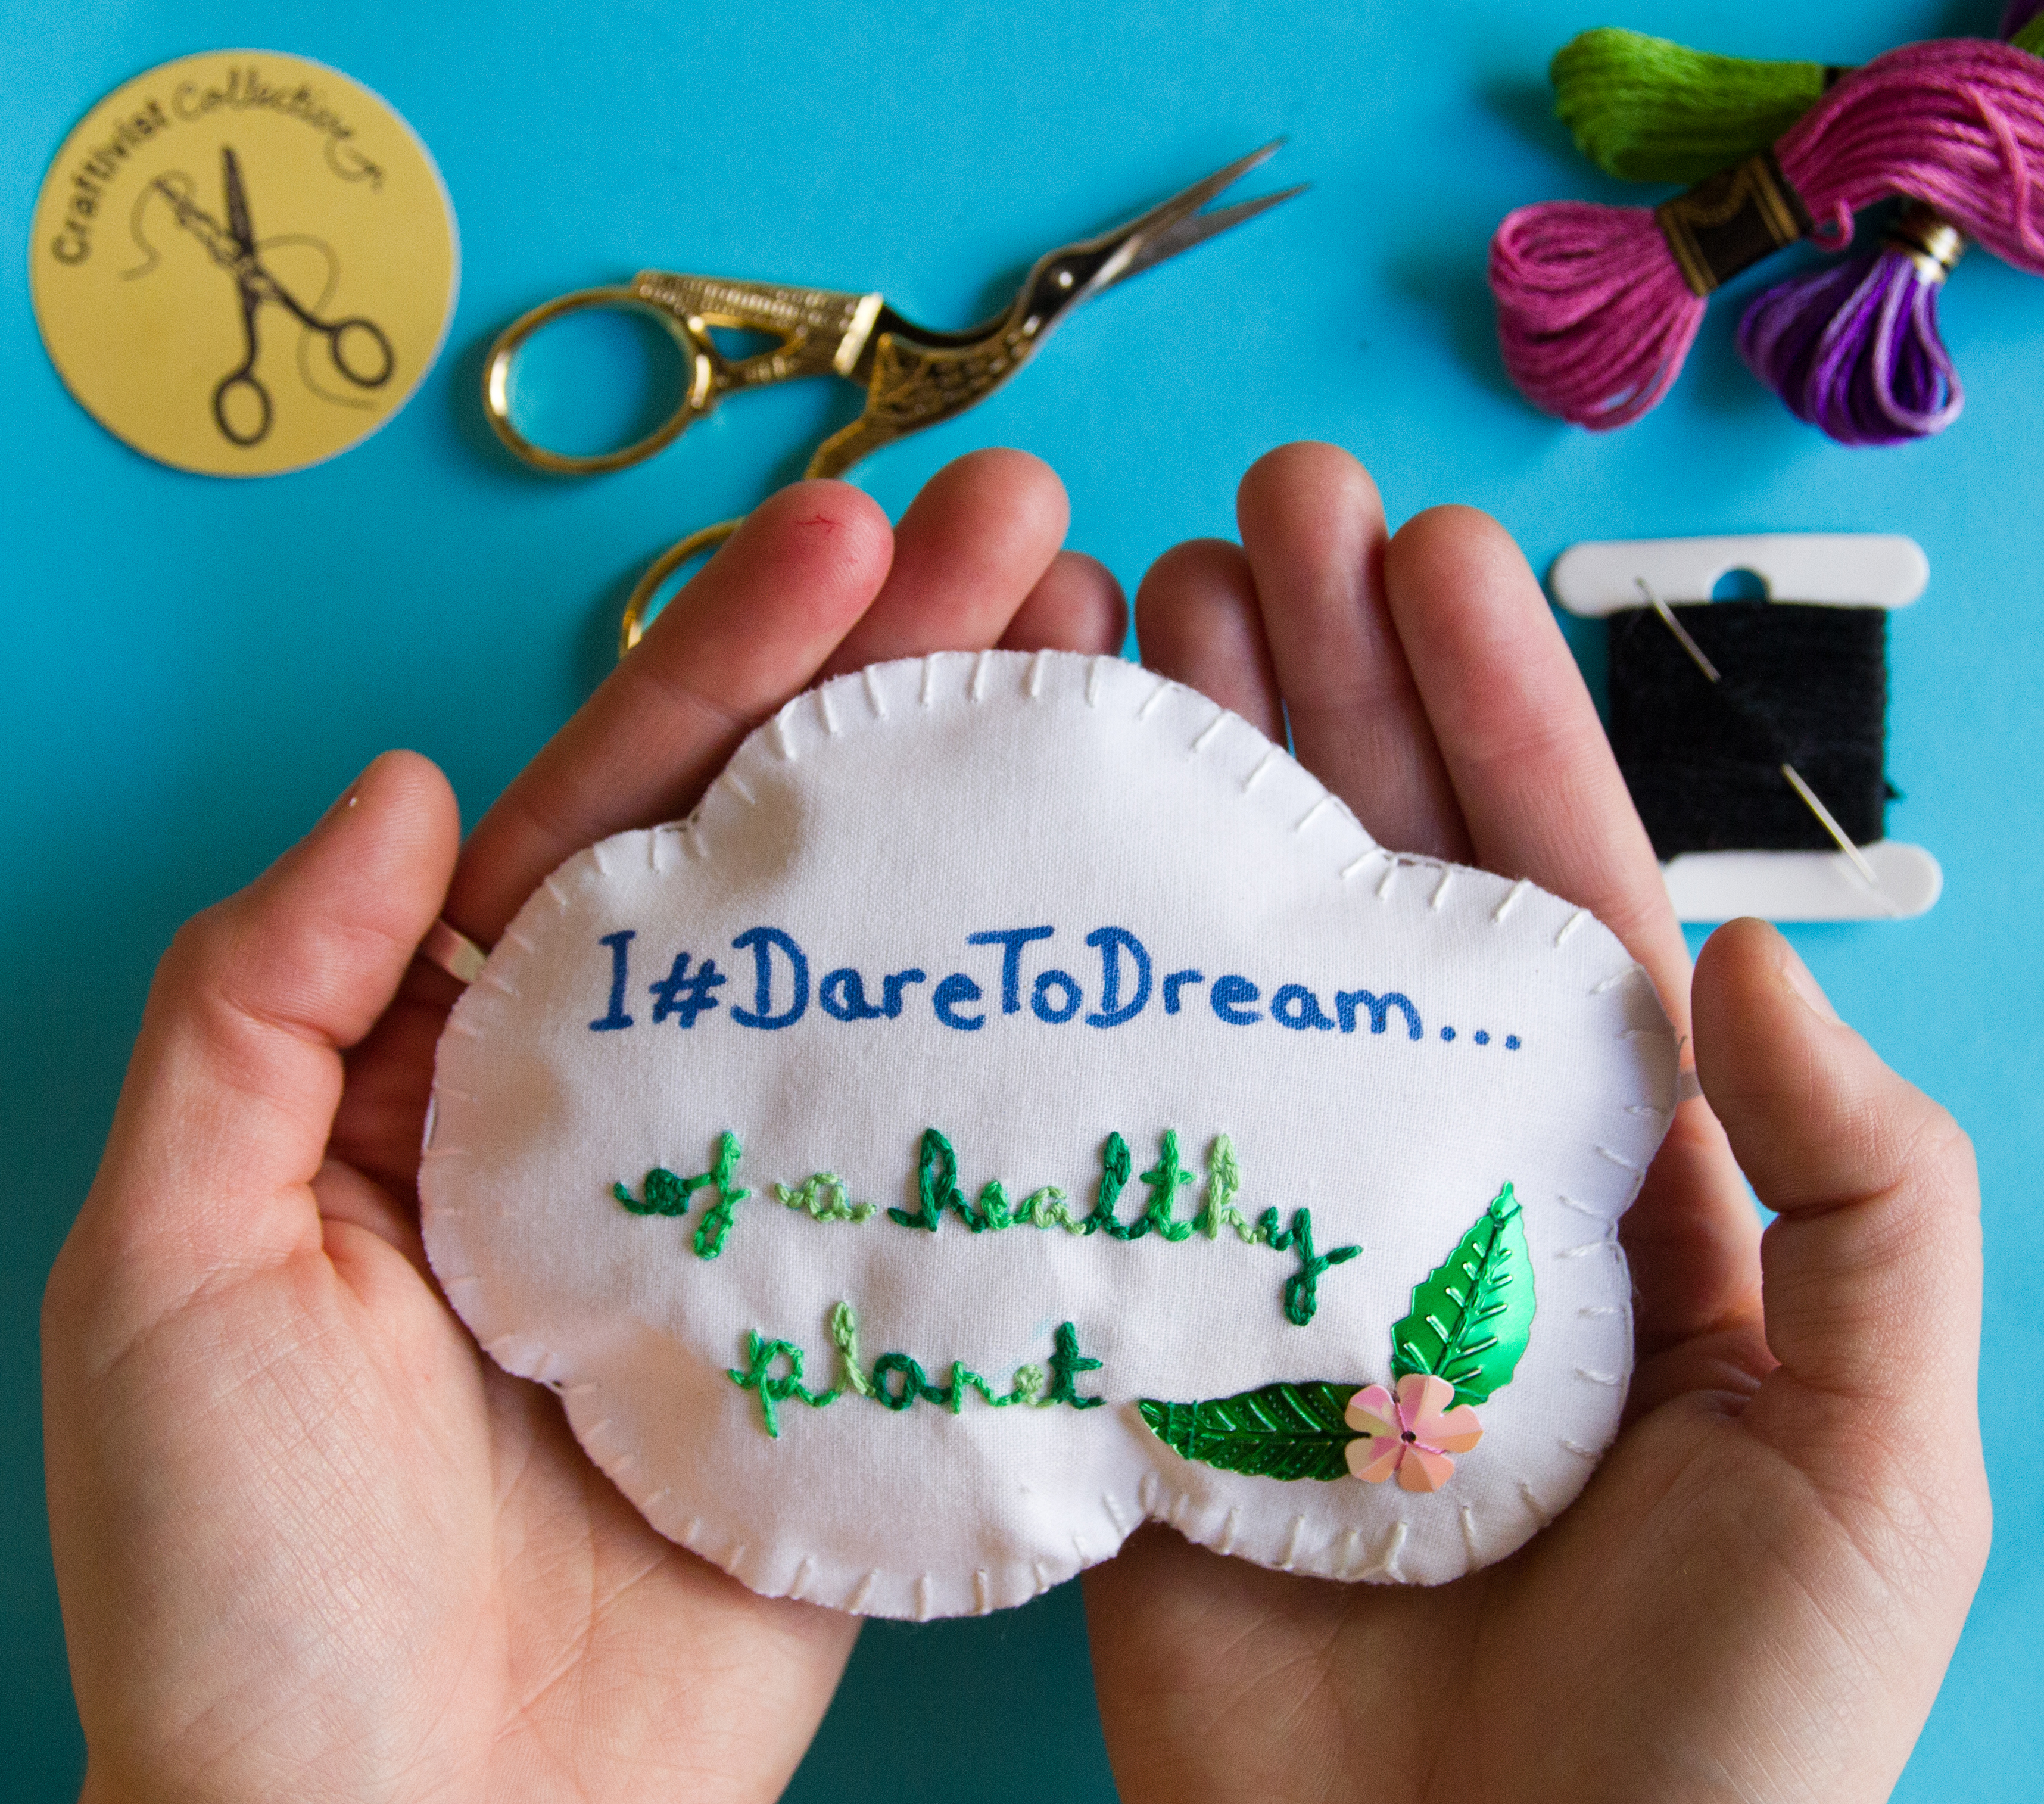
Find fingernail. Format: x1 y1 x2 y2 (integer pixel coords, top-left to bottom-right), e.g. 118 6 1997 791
1778 938 1841 1024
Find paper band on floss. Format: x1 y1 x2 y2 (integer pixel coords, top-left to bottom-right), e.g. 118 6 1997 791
1653 150 1812 297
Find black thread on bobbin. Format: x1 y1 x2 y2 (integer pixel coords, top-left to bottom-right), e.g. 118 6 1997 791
1608 601 1890 860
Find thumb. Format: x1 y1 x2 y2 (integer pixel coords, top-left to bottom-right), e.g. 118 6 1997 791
1693 919 1982 1462
64 752 460 1318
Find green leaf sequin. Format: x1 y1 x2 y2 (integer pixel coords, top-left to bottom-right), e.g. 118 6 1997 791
1138 1183 1538 1484
1388 1183 1535 1409
1135 1381 1360 1482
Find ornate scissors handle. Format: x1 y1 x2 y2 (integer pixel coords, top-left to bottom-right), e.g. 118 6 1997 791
603 295 1057 651
481 273 884 476
807 312 1045 479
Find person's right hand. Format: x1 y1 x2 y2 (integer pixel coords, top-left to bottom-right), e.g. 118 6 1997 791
42 450 1126 1804
1083 443 1990 1803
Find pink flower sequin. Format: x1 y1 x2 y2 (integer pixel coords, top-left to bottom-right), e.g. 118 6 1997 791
1344 1373 1484 1493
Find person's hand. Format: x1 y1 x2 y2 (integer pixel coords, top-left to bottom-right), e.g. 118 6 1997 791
41 450 1126 1804
1083 443 1989 1803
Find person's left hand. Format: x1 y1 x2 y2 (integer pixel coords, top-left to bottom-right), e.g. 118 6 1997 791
42 450 1124 1804
1081 443 1987 1804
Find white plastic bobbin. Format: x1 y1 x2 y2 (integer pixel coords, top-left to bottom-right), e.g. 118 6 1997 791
1549 533 1940 924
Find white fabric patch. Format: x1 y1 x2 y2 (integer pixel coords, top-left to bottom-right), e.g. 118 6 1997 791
421 650 1676 1619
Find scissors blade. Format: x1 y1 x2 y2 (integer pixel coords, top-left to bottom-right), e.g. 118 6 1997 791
1074 139 1299 297
1096 182 1308 293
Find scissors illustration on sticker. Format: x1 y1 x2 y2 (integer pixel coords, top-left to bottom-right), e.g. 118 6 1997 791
483 142 1303 655
129 146 396 448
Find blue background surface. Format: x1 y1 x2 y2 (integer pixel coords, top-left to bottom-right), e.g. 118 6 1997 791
4 1 2038 1795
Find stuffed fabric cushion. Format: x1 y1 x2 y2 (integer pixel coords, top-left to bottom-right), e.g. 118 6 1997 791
420 649 1677 1619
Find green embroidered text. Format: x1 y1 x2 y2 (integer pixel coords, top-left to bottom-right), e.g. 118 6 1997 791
618 1127 1358 1325
774 1173 877 1223
729 1303 1095 1437
727 1330 839 1438
615 1130 752 1260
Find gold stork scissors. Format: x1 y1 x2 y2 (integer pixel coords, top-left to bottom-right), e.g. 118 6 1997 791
482 142 1301 653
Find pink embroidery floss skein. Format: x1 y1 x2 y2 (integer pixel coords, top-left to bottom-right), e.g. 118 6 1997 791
1490 38 2044 430
1736 10 2044 444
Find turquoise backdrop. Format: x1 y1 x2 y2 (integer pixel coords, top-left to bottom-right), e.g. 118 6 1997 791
4 1 2037 1796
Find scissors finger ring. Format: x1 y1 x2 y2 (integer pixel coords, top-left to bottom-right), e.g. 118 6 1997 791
482 286 718 475
618 518 743 656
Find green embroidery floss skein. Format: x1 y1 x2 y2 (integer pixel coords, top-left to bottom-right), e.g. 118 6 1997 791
1549 26 1836 184
1551 18 2044 185
1548 14 2044 445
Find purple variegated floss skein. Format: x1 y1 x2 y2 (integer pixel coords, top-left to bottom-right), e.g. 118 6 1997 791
1734 202 1965 444
1737 10 2044 444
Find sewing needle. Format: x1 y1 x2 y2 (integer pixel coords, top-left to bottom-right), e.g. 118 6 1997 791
1634 578 1882 891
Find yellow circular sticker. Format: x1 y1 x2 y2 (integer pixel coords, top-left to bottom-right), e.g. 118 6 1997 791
30 49 458 477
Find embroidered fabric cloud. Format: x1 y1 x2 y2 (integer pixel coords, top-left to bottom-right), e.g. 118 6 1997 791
420 650 1677 1619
